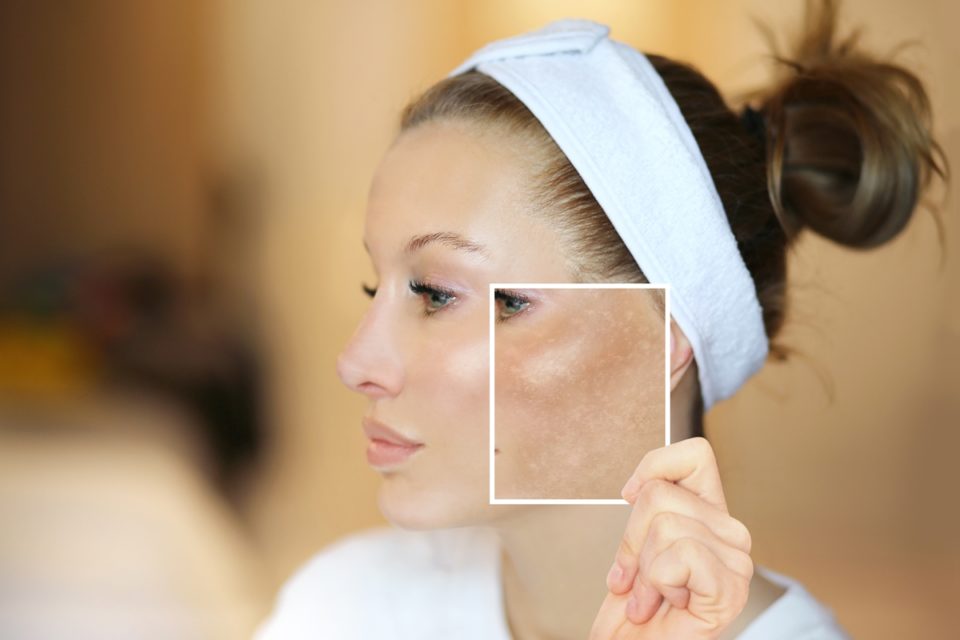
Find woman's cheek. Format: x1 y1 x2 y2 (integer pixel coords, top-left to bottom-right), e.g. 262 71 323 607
495 328 602 496
494 306 664 498
414 330 489 434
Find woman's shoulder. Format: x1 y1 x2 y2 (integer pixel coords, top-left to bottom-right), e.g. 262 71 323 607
253 525 508 640
736 565 852 640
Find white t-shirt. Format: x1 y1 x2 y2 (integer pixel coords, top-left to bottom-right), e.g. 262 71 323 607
254 525 851 639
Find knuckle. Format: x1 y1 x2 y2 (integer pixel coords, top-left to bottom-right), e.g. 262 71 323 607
648 510 680 548
632 448 657 480
728 516 753 552
690 436 716 464
722 580 751 625
730 549 755 579
636 478 669 507
702 619 725 635
617 536 638 564
734 571 753 609
673 536 701 561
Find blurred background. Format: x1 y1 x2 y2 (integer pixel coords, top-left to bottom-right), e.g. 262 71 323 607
0 0 956 638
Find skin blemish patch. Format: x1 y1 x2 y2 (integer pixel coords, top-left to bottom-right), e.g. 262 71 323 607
493 286 666 500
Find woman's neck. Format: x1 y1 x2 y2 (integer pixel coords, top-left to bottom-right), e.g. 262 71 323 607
494 504 633 640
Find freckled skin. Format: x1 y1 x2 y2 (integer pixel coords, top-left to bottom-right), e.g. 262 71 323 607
495 288 665 499
336 118 664 529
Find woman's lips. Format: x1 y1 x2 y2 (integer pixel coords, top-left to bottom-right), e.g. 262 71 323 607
362 416 424 468
366 438 424 467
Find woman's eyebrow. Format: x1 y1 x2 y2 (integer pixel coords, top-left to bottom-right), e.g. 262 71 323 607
361 231 490 259
404 231 490 258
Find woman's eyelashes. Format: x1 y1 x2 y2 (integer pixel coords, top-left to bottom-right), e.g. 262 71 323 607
409 279 458 317
360 280 530 323
494 289 530 323
360 279 458 317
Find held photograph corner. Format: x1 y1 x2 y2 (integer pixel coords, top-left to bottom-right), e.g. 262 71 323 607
0 0 956 639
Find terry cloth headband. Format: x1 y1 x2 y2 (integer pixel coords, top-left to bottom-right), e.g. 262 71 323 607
448 18 769 411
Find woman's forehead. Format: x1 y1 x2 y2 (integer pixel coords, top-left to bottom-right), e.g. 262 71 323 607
364 122 541 256
370 122 527 206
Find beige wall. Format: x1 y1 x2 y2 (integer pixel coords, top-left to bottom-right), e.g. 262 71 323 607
216 1 959 636
0 1 211 286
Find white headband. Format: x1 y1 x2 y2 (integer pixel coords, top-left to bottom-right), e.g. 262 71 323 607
448 18 768 411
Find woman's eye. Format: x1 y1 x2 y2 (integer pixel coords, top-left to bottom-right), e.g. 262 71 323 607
495 290 530 323
362 283 377 298
409 280 457 316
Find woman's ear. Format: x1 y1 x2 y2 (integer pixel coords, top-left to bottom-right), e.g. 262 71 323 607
669 318 694 392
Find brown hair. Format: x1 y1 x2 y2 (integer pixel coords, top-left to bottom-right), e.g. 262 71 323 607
397 0 950 436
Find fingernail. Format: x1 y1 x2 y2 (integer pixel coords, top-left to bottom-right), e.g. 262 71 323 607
625 593 638 620
606 562 623 590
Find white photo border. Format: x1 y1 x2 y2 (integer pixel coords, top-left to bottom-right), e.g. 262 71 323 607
489 283 671 505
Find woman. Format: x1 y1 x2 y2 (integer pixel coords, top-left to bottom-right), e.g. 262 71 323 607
255 0 947 638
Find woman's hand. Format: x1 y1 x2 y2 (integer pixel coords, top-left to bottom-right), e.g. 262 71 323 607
589 437 754 640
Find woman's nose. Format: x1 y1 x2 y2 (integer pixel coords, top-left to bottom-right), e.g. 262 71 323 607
335 304 404 399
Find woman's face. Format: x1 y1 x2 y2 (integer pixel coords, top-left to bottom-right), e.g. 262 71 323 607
335 119 665 530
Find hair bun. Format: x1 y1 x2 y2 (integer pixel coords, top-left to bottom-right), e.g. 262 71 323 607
756 0 949 248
